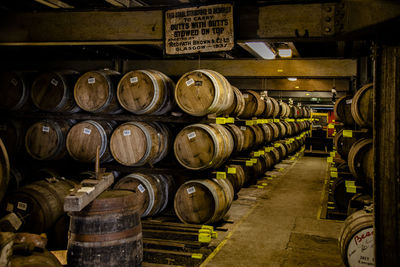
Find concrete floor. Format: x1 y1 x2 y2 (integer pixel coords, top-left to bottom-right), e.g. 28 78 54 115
204 156 345 267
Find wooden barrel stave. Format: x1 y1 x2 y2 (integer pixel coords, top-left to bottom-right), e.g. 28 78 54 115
0 120 25 158
348 138 373 187
351 83 373 128
224 164 245 194
334 95 355 125
225 124 245 154
0 71 31 111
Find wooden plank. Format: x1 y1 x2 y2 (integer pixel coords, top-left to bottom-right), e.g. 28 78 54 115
0 10 163 45
374 46 400 266
64 172 114 212
123 59 357 78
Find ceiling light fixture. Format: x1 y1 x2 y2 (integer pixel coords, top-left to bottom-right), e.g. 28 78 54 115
245 42 276 59
288 77 297 81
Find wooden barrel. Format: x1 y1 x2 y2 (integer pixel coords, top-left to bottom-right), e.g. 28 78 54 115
348 138 373 187
110 122 170 166
117 69 175 115
66 120 115 163
351 83 373 128
0 121 25 158
333 129 358 160
224 86 245 117
8 167 24 192
25 120 72 161
74 69 121 114
338 209 374 267
113 173 174 217
174 123 233 170
347 193 373 216
224 164 245 194
10 250 63 267
174 178 234 224
238 125 256 151
67 190 143 267
260 123 274 143
261 151 275 171
281 121 293 136
279 102 290 118
31 71 80 113
224 124 244 154
0 72 31 111
240 90 265 118
275 143 287 160
249 125 265 147
3 177 76 233
175 69 233 116
267 122 279 140
332 177 354 211
334 95 355 126
263 97 274 118
0 138 10 203
275 122 287 138
269 97 280 118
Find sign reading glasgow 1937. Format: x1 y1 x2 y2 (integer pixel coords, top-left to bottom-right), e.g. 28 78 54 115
165 3 234 55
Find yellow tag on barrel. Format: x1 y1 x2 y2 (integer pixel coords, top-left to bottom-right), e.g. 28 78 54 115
343 130 353 138
227 167 236 174
216 117 226 124
216 172 226 179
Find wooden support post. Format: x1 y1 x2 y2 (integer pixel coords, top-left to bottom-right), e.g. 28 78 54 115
374 45 400 266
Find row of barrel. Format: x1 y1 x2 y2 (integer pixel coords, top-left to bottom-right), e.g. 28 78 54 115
0 118 311 167
0 70 311 118
1 131 308 246
334 83 373 128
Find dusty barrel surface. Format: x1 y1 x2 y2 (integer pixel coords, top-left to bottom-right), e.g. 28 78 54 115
3 177 76 233
348 138 373 187
263 97 274 118
110 122 171 166
175 69 233 116
338 209 374 267
334 95 355 126
117 69 175 115
31 71 79 113
25 120 72 161
351 84 373 128
113 173 174 217
174 123 233 170
0 72 31 111
74 69 121 114
66 120 115 163
174 178 234 224
67 190 143 267
238 125 255 151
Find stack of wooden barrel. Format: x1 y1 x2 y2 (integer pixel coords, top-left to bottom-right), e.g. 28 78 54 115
331 83 374 267
0 68 312 265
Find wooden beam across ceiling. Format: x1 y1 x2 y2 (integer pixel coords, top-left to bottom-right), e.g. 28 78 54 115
122 59 357 78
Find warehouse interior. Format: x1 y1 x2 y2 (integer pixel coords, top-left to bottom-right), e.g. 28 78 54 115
0 0 399 266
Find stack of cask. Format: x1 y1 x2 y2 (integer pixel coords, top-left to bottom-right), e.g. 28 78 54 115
331 83 374 267
0 68 312 265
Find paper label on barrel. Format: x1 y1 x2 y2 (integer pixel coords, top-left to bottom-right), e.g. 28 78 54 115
187 132 196 140
50 79 59 86
347 227 375 267
130 77 138 83
186 78 194 86
123 130 131 136
6 203 14 212
88 78 96 84
243 94 249 98
42 126 50 133
10 79 18 86
187 186 196 194
82 128 91 135
346 99 353 104
17 202 27 211
240 126 247 131
138 184 146 193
